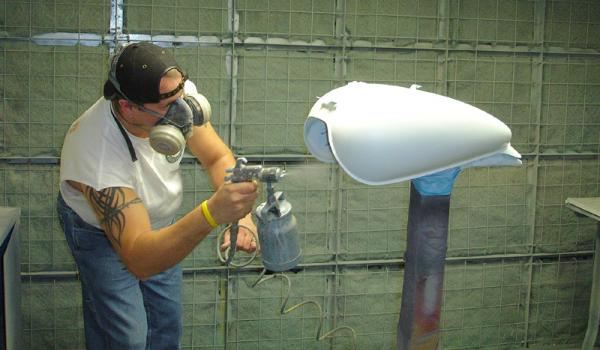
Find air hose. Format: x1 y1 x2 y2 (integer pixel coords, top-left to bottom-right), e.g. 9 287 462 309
251 269 357 349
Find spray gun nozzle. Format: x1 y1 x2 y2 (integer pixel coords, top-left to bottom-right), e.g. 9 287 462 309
225 157 284 184
257 167 285 183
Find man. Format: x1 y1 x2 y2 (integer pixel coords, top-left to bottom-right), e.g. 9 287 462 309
57 42 258 349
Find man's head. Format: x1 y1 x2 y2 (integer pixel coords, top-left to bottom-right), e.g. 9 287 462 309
103 42 211 156
103 42 186 105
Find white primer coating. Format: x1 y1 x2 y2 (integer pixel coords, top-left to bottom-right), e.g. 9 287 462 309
304 82 521 185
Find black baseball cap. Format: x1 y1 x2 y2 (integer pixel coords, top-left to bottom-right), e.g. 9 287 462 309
103 42 184 104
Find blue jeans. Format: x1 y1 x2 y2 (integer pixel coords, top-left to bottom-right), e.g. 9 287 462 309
57 194 182 349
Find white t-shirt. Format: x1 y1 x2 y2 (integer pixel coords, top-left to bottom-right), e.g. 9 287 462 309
59 98 184 230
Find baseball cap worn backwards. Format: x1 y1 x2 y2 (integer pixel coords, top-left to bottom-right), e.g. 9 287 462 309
103 42 183 104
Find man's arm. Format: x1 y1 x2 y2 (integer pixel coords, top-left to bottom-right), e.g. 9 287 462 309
187 122 235 188
84 186 143 248
76 180 257 280
187 122 258 252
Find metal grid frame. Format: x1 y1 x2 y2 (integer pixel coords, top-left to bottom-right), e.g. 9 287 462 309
445 51 539 154
447 163 531 257
526 257 593 347
234 48 337 154
541 56 600 154
441 260 529 349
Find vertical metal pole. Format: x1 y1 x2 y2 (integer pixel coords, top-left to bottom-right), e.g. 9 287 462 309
226 0 239 148
523 1 546 345
109 0 125 53
582 223 600 349
397 185 450 350
223 3 237 348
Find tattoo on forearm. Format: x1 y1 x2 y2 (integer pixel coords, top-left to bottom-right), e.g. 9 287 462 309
84 187 142 247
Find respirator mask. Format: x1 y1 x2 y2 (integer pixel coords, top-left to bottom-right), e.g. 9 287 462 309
143 92 212 157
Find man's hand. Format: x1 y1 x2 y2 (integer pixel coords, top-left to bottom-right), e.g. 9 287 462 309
220 215 258 253
206 181 258 225
207 181 259 254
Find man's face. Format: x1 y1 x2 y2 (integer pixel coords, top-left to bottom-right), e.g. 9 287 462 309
134 70 186 125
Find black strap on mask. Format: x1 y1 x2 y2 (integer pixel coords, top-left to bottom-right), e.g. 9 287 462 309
110 104 138 162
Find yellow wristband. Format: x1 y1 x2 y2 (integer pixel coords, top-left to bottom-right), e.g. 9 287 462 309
201 200 218 228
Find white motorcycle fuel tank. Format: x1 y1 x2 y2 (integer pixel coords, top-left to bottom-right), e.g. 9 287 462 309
304 82 521 185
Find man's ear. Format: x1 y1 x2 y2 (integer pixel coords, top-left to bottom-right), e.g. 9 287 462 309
118 99 136 117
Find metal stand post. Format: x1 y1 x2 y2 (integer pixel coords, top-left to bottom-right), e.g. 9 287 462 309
397 185 450 350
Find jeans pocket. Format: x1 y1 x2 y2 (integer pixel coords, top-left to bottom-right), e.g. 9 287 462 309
73 226 111 252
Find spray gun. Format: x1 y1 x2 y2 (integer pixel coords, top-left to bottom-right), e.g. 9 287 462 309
219 157 301 271
221 160 350 345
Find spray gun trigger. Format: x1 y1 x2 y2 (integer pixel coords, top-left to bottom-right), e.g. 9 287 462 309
235 157 248 167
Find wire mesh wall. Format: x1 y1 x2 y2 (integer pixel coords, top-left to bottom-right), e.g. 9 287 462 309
1 0 599 349
441 260 529 349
